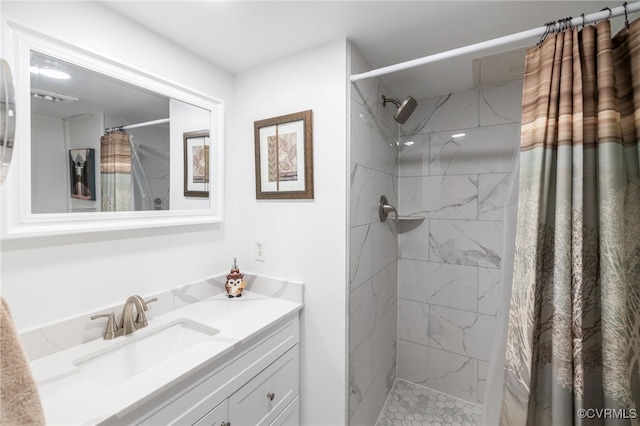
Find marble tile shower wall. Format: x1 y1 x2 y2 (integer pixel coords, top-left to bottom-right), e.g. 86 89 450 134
349 46 399 426
396 81 523 405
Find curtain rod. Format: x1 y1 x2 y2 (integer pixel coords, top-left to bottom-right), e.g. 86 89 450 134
350 1 640 82
105 118 170 133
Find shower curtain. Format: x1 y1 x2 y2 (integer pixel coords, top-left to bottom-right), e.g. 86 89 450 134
100 131 132 211
500 17 640 426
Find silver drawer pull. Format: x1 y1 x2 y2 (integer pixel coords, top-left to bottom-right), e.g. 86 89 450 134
267 392 275 401
221 422 231 426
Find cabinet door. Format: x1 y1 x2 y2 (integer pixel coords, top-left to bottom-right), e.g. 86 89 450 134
269 396 299 426
229 346 298 425
193 400 228 426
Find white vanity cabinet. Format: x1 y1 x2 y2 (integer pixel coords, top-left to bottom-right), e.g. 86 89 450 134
103 314 300 426
193 400 228 426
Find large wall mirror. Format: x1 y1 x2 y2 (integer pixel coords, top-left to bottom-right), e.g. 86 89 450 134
1 22 224 238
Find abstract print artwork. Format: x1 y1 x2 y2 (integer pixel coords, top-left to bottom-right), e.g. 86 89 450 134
183 130 210 198
254 110 313 199
267 131 298 182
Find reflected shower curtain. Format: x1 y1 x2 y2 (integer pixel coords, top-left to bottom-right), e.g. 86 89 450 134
501 18 640 426
100 131 131 211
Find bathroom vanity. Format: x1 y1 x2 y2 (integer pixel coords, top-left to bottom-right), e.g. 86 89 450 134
28 289 303 425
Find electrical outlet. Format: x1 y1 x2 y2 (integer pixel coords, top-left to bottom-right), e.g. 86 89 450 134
255 240 266 262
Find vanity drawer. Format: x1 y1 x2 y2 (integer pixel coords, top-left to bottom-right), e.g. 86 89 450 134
193 400 228 426
228 346 298 425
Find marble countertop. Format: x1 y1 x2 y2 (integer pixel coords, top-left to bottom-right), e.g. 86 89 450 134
29 291 303 425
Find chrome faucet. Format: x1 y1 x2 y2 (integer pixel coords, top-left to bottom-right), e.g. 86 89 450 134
91 295 157 340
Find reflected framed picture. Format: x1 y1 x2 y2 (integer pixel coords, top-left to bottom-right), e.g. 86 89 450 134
183 130 210 198
69 148 96 200
254 110 313 199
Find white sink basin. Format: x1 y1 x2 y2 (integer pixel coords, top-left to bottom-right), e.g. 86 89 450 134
73 319 220 387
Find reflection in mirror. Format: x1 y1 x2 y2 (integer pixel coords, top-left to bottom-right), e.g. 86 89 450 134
1 59 16 185
183 130 210 198
29 50 211 214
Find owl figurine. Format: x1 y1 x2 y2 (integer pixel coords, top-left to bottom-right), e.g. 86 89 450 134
225 258 246 298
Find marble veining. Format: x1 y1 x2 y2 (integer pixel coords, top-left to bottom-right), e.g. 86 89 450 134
411 93 453 135
429 306 496 361
396 81 522 410
350 222 397 291
429 220 503 269
19 274 303 361
478 173 512 221
351 262 397 350
349 43 399 426
429 125 519 176
30 291 303 426
399 175 478 220
478 82 523 126
399 299 429 346
402 91 478 137
351 164 397 227
398 339 478 403
399 260 477 312
351 100 398 174
398 218 431 261
351 302 398 424
478 268 503 316
398 133 430 177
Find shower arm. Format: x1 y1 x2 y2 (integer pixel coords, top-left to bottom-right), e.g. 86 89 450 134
381 95 401 108
379 195 398 222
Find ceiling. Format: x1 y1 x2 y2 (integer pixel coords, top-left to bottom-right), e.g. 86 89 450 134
102 1 631 100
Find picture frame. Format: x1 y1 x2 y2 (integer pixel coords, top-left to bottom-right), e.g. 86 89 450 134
69 148 96 200
254 110 313 199
183 130 210 198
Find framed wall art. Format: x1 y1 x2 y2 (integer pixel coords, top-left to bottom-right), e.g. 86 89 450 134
254 110 313 199
183 130 210 198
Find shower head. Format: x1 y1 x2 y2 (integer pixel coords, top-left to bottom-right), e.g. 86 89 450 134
382 95 417 124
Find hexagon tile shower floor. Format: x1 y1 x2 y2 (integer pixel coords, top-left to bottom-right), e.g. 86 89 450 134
376 379 482 426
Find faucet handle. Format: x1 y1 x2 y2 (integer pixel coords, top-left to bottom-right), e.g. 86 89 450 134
144 297 158 307
135 297 157 325
91 312 119 340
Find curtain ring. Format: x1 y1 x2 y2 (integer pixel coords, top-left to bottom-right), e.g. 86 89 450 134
624 2 630 29
538 21 553 46
601 7 612 19
538 21 556 46
566 17 573 31
581 13 587 28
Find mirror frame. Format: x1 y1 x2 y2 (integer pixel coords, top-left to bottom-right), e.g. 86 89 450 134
1 20 225 239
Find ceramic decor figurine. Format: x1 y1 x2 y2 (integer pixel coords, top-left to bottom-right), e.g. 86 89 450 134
225 258 246 298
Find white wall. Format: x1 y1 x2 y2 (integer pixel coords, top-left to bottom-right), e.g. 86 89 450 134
232 40 348 425
30 114 67 213
1 1 235 330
